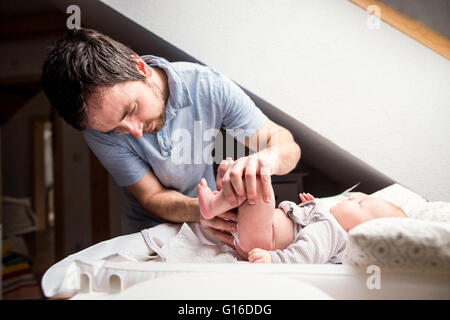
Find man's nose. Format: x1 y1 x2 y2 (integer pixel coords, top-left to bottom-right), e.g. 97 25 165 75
123 119 143 139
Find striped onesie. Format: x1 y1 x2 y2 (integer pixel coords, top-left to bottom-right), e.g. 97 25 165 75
270 200 348 264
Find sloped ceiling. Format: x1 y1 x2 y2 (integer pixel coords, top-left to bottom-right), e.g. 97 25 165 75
56 0 449 200
6 0 448 200
0 0 65 124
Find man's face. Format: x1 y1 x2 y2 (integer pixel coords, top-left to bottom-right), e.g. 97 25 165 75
86 78 166 139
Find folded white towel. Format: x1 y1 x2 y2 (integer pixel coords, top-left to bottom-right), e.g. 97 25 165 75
41 222 239 298
142 223 238 263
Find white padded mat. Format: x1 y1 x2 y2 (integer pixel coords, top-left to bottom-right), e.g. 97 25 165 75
42 183 450 300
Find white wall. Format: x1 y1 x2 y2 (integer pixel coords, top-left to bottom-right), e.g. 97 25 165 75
97 0 450 201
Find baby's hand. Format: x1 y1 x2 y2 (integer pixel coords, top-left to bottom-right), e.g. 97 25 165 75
248 248 272 264
299 193 315 203
348 192 367 202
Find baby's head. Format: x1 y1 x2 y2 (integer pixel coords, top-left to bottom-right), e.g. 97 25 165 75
330 193 406 232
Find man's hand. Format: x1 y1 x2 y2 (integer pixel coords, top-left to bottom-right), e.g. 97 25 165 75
217 152 278 206
200 210 237 248
248 248 272 263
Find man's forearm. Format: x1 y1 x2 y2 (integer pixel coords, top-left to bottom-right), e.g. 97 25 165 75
262 129 301 175
142 189 200 223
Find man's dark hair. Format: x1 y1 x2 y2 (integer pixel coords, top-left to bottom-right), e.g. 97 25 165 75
41 28 145 130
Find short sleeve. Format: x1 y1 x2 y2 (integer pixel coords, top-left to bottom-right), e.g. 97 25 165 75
83 129 149 187
215 72 268 139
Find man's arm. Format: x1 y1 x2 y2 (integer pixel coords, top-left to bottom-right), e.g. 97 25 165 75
219 119 301 205
125 170 199 223
246 118 301 175
125 170 237 246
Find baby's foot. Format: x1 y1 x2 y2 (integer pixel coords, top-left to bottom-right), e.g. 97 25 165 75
198 178 219 219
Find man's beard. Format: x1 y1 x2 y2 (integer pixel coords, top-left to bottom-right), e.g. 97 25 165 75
144 78 168 134
144 108 166 134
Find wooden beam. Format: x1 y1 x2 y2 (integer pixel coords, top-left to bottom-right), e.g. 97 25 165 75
349 0 450 60
0 128 2 228
0 11 66 40
0 81 42 124
32 117 50 231
0 89 33 106
51 109 65 261
0 75 41 86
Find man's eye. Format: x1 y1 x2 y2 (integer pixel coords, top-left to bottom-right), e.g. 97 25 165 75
130 103 138 115
124 104 137 119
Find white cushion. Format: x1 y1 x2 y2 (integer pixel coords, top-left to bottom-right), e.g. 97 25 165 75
369 183 427 218
343 184 450 269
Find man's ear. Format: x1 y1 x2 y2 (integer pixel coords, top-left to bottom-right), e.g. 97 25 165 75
134 56 152 77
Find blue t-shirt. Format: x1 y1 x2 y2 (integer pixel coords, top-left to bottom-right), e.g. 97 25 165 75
83 55 268 234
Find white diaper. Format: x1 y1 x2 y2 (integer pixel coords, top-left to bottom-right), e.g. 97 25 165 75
231 223 247 253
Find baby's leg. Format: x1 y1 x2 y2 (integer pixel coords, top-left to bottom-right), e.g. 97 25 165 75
235 176 276 255
235 177 295 260
272 207 295 251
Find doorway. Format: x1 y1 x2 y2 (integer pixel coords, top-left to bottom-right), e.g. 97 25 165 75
30 117 55 285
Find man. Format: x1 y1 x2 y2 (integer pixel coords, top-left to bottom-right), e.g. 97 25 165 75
42 28 301 247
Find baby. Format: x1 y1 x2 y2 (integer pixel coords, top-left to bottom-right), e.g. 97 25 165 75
198 159 406 264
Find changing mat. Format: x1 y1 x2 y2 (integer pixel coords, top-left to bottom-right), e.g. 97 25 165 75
42 222 240 298
42 183 450 299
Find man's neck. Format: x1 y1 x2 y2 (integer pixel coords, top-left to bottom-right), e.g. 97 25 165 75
150 66 170 105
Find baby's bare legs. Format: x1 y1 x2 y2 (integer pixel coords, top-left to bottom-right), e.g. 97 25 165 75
197 175 275 260
234 175 275 256
197 168 294 261
234 176 294 260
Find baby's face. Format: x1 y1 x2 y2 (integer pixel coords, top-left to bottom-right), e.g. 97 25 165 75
330 195 402 232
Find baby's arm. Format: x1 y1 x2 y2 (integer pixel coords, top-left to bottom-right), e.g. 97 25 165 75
248 220 336 264
348 192 367 201
269 219 346 264
248 248 272 263
299 192 315 203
